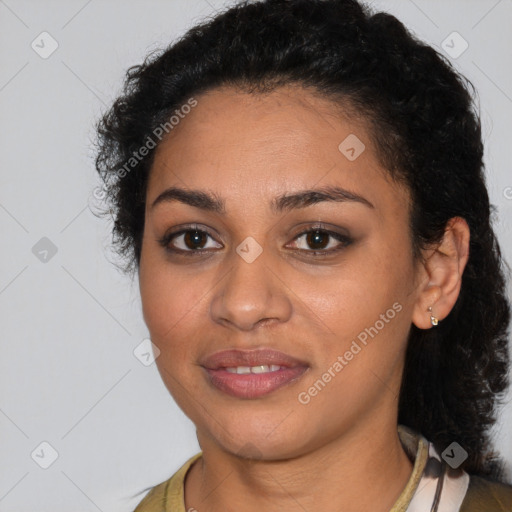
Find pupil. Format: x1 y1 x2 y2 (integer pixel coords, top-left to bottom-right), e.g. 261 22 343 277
307 230 328 249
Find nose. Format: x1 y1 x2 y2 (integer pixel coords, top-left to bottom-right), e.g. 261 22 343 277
210 246 292 332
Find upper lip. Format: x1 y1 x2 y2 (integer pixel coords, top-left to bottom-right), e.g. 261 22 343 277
201 348 309 370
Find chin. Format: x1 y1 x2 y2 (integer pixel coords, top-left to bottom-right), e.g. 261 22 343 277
203 417 314 461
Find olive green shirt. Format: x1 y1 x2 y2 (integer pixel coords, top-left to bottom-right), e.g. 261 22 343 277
133 425 512 511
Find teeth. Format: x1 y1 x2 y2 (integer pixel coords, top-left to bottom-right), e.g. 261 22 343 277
251 365 269 374
225 365 283 374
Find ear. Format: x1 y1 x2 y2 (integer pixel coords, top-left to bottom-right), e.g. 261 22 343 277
412 217 470 330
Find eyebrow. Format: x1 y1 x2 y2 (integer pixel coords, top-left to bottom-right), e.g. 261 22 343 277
150 185 375 214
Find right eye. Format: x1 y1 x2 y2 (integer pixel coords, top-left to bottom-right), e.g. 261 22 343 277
158 225 223 256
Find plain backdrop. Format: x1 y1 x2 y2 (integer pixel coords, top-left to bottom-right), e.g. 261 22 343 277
0 0 511 510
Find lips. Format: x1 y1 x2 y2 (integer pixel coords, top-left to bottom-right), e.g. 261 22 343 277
200 348 310 399
201 348 308 370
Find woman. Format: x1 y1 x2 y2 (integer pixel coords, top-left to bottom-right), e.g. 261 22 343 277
94 0 512 510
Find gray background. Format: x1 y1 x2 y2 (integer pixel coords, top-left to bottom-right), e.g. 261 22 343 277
0 0 511 510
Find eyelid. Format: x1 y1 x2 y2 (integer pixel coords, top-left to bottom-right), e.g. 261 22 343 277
289 222 350 239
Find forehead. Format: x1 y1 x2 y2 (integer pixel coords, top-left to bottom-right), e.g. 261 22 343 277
152 84 367 160
147 84 409 215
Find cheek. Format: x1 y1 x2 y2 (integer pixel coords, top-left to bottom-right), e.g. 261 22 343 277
139 264 205 406
306 241 413 325
304 238 415 375
139 254 198 351
139 269 174 338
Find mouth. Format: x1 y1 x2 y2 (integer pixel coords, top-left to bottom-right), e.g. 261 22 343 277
200 348 310 399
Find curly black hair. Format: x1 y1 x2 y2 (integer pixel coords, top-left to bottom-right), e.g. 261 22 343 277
94 0 511 482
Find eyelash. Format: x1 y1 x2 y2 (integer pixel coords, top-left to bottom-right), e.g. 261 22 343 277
157 223 353 258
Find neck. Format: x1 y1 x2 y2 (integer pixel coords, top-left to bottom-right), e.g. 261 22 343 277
185 417 414 512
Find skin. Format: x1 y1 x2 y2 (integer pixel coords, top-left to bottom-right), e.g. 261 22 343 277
138 84 470 512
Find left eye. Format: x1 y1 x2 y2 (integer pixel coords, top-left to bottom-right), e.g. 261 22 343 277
288 229 351 253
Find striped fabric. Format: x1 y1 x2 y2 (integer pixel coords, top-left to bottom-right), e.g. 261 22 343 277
393 425 470 512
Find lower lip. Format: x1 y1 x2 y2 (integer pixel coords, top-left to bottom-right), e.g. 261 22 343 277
204 366 309 399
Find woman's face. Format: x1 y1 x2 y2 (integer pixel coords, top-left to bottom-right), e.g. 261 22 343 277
139 85 424 459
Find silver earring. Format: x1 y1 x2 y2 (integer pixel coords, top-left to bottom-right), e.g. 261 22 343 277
428 306 438 326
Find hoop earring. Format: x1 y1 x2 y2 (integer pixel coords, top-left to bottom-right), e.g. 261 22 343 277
428 306 438 326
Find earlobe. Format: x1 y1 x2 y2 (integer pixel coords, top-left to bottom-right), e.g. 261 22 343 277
412 217 470 330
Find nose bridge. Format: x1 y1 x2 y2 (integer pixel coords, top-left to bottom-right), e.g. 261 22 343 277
210 242 291 330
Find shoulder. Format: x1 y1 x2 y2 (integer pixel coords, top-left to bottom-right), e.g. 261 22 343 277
459 474 512 512
133 479 170 512
132 452 203 512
